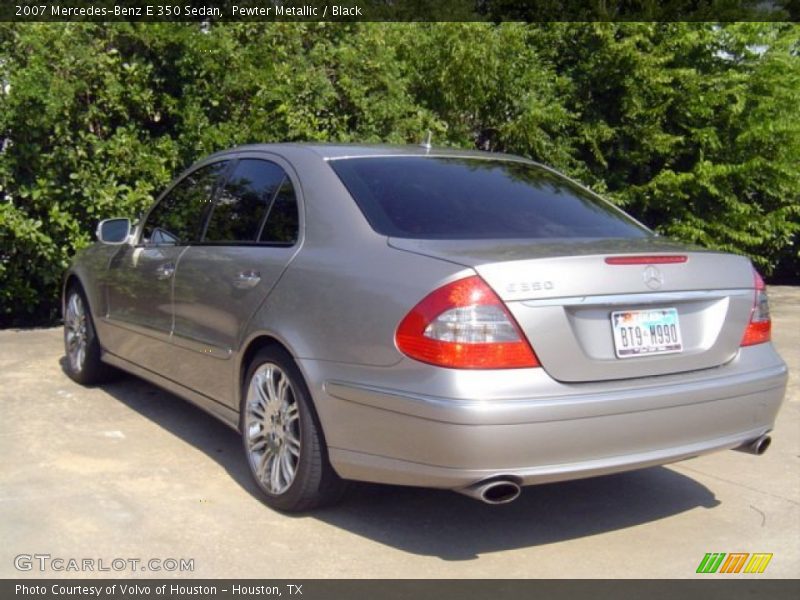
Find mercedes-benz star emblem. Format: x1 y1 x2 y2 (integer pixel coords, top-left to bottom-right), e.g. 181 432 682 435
642 265 664 290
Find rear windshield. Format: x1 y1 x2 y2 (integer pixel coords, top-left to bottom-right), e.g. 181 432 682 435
329 157 650 240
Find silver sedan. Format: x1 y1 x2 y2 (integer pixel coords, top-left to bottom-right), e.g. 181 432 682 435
62 144 788 511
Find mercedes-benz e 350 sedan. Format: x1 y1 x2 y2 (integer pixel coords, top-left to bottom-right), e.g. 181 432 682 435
63 144 788 511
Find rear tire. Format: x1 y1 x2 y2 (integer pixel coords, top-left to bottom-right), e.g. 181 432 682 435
63 285 116 385
241 347 346 512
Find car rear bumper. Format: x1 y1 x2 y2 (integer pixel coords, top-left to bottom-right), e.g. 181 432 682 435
299 344 788 489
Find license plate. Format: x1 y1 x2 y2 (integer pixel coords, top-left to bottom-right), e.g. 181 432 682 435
611 308 683 358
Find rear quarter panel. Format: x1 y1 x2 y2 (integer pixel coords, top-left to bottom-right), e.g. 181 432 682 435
239 147 469 369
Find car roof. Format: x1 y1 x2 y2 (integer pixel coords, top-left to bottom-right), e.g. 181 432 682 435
206 142 531 163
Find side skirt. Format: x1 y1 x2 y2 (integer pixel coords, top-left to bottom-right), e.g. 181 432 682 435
101 350 240 431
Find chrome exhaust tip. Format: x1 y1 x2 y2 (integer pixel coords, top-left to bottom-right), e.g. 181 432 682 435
457 478 522 505
734 434 772 456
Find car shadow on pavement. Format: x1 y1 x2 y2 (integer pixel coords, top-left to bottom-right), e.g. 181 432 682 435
84 365 721 561
321 470 720 560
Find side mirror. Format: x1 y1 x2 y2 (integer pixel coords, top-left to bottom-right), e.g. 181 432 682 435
96 218 131 245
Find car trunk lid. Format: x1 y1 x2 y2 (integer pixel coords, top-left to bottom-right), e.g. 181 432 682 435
389 237 755 382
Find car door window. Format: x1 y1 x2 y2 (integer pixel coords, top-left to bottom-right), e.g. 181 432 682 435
142 161 228 245
203 159 287 243
259 177 299 244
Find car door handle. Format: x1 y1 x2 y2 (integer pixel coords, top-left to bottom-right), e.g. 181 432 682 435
155 262 176 280
233 270 261 289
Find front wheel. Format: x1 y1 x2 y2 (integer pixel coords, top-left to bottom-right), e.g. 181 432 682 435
63 286 115 385
241 348 346 511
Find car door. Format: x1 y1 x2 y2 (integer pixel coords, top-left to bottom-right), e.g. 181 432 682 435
102 160 229 374
169 156 302 406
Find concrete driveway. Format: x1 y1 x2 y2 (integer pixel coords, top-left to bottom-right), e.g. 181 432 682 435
1 287 798 578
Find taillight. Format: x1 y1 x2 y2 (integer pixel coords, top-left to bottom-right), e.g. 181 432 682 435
395 275 539 369
741 269 771 346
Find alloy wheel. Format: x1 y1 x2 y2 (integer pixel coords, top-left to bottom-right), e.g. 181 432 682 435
244 363 302 495
65 292 88 374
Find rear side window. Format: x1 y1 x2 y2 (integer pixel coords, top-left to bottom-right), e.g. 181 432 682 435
329 157 650 240
259 177 299 244
142 161 228 245
203 159 287 243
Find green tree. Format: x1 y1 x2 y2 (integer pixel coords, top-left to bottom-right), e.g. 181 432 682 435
396 23 575 169
0 23 182 325
531 23 800 277
1 22 798 326
0 22 439 325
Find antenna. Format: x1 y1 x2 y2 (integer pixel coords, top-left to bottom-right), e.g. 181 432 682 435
420 130 432 151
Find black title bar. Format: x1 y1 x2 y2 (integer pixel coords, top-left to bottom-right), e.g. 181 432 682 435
3 0 799 22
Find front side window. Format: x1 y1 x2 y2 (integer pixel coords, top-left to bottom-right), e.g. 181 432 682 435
329 157 651 240
142 161 229 245
204 159 288 243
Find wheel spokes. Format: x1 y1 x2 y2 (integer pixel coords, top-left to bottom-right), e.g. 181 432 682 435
276 374 289 405
249 376 269 416
65 293 87 372
257 450 273 481
279 447 295 484
244 362 302 495
285 430 301 458
269 449 283 491
285 403 299 425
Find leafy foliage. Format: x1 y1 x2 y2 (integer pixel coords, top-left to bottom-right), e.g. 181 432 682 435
529 23 800 275
0 23 798 326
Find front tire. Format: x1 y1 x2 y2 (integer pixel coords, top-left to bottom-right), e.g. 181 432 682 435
241 348 346 511
63 286 115 385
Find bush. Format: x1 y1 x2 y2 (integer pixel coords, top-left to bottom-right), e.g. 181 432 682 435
1 22 797 326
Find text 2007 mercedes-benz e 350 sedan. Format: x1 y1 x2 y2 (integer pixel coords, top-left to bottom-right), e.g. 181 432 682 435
63 144 788 511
